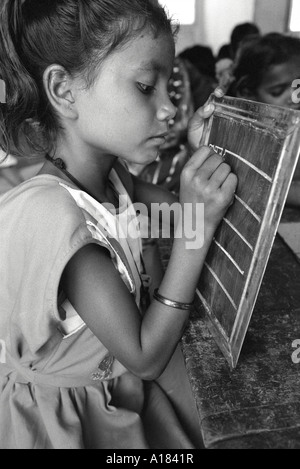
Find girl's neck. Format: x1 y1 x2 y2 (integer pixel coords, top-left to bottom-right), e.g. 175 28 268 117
38 146 119 206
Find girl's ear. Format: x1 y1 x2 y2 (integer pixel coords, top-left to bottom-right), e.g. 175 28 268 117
43 65 78 120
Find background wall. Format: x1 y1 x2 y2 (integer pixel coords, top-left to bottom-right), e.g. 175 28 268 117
174 0 206 53
254 0 291 34
203 0 256 55
175 0 292 56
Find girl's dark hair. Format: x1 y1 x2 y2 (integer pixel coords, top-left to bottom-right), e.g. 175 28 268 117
0 0 176 157
229 33 300 97
179 45 216 80
230 22 260 58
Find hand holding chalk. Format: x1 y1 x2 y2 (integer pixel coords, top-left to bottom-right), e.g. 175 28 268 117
187 87 225 152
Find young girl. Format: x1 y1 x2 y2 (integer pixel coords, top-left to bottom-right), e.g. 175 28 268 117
228 33 300 208
0 0 237 449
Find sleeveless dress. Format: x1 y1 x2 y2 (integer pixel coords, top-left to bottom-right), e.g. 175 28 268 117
0 170 201 449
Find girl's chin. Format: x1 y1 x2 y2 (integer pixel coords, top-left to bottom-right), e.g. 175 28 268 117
135 151 160 165
146 151 160 164
123 147 160 167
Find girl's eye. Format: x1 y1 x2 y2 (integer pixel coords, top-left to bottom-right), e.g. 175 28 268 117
270 87 286 97
137 82 156 95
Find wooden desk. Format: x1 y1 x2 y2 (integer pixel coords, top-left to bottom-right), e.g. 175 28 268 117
159 214 300 449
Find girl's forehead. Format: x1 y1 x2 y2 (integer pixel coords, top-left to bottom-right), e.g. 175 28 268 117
109 31 175 72
262 58 300 84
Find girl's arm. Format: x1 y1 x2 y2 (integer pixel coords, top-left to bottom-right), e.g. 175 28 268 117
61 146 237 381
132 175 178 235
131 174 178 208
113 158 178 207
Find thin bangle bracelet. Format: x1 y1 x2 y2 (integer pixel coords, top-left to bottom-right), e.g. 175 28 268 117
153 289 194 311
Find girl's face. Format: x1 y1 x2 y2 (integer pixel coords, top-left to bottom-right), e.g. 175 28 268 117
74 30 176 165
252 57 300 109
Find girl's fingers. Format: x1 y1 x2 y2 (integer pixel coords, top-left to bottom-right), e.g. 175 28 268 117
198 154 226 181
221 173 238 200
184 146 216 172
214 87 226 98
187 103 215 150
189 104 215 131
208 162 232 189
188 88 225 142
188 87 227 150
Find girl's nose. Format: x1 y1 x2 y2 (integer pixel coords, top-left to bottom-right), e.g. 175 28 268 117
157 97 177 122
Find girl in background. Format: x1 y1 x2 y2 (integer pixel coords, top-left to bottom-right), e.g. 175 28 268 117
228 33 300 208
0 0 236 449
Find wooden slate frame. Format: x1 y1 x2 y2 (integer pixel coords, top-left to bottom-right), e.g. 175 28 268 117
196 95 300 368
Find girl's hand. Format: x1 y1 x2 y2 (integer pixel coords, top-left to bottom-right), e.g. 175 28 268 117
180 145 238 233
188 87 225 152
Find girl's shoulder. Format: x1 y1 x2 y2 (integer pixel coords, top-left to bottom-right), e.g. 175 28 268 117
0 174 88 229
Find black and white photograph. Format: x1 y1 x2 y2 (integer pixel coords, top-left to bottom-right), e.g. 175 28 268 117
0 0 299 452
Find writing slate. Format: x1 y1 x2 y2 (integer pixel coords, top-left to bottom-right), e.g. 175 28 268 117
196 95 300 368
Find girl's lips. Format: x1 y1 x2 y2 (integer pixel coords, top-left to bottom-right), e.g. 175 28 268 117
151 132 168 140
150 136 167 145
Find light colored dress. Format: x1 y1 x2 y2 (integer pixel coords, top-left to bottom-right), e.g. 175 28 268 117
0 169 200 449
